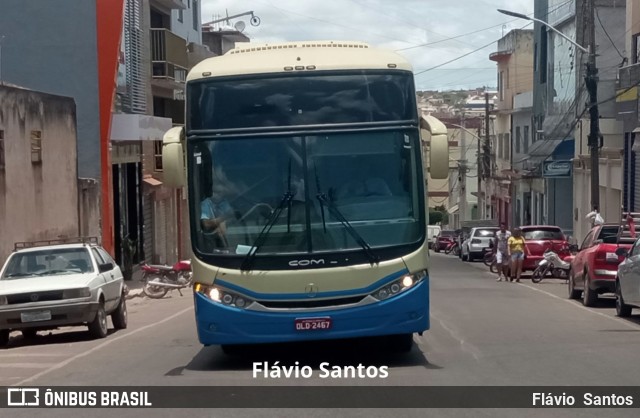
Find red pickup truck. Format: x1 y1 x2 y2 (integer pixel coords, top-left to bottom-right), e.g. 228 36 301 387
568 224 635 306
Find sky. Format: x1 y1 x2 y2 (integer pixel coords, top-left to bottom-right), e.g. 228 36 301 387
201 0 535 92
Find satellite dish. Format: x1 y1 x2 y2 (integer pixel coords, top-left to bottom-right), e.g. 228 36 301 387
234 21 246 32
250 15 261 26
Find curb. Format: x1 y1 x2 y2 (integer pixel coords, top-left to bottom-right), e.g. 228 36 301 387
123 284 147 300
125 289 146 300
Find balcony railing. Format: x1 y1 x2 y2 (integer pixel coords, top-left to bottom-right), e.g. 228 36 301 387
617 62 640 90
151 29 188 84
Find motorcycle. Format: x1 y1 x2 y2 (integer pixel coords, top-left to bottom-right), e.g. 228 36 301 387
531 249 571 283
140 260 193 299
483 242 496 266
444 239 460 256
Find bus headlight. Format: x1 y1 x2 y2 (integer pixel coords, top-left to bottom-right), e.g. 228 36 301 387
194 283 253 309
0 295 7 305
371 270 427 301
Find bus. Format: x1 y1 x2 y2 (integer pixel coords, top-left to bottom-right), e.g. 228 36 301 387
161 40 449 353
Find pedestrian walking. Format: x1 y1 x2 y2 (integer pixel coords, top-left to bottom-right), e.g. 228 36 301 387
494 222 511 282
585 205 604 228
508 228 527 283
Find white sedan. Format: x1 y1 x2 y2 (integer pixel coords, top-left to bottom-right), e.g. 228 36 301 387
0 240 127 346
461 227 499 262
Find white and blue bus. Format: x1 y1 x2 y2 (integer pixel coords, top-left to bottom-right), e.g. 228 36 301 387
162 41 449 353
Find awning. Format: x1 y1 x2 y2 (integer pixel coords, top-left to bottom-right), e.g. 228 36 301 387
143 176 162 187
447 204 459 214
110 113 173 142
513 139 574 164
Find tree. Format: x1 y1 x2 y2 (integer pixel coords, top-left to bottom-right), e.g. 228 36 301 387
429 206 449 225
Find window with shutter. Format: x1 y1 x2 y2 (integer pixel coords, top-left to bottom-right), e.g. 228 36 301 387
123 0 147 114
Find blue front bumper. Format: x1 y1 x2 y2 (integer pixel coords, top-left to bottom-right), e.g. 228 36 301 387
194 278 430 346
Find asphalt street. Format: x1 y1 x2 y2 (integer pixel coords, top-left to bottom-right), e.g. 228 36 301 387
2 252 640 417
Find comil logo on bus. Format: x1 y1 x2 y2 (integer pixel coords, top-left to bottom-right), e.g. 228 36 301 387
289 259 325 267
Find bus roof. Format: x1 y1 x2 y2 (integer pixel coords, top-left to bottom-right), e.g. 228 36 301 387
187 41 413 82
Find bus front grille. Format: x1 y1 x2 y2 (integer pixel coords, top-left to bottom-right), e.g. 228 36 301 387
259 296 366 309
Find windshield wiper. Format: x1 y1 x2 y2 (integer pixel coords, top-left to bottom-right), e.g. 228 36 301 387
314 165 327 233
241 161 294 272
5 272 43 278
315 171 379 265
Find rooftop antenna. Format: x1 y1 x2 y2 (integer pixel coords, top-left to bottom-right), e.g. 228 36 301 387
202 10 261 31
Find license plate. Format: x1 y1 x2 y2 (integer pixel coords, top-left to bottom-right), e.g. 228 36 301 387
21 311 51 323
606 252 619 262
294 317 332 331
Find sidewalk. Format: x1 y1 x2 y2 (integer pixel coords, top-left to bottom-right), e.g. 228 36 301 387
123 266 147 300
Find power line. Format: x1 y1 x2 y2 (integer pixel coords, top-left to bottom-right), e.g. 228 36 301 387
414 39 500 76
397 0 573 53
395 20 518 52
415 19 537 77
594 6 624 62
249 0 426 46
346 0 469 48
525 77 640 173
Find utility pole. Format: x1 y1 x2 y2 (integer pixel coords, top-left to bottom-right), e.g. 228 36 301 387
477 126 482 220
585 0 600 211
0 35 5 85
459 117 467 223
483 92 491 219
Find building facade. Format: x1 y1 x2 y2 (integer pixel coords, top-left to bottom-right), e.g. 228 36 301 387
617 0 640 226
489 29 534 227
0 0 230 270
0 0 117 254
532 0 625 241
0 85 81 262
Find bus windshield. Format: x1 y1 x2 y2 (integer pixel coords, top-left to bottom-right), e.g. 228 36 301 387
190 130 424 264
187 71 416 130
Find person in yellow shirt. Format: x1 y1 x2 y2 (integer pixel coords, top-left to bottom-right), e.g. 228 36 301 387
507 228 527 283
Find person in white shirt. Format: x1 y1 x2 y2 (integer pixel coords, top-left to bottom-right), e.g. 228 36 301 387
585 205 604 227
494 222 512 282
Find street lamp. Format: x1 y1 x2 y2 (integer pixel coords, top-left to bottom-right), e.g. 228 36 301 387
498 6 600 211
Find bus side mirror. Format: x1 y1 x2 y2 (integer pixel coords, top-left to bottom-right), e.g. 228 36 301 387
429 133 449 179
420 115 449 180
162 126 185 188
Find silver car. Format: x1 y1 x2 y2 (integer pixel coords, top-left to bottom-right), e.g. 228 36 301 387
461 227 499 262
614 241 640 317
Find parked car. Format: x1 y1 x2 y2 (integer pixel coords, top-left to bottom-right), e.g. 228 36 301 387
433 230 457 253
461 227 499 261
520 225 571 272
568 224 634 307
613 241 640 317
0 238 127 347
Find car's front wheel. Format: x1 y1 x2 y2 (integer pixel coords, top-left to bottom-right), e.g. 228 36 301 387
0 330 9 347
615 280 632 317
88 303 108 339
111 295 128 330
